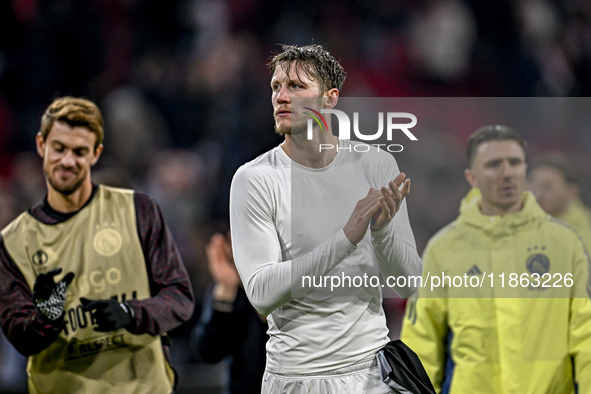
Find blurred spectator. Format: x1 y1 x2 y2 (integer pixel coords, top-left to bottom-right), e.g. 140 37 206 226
528 152 591 248
408 0 477 90
100 86 171 179
143 148 215 306
9 151 46 212
191 232 267 394
91 165 134 190
0 179 27 392
0 179 18 229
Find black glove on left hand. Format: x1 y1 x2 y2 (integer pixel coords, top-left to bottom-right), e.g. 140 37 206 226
80 298 134 332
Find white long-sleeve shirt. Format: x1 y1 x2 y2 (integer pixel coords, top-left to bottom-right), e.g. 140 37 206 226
230 139 422 374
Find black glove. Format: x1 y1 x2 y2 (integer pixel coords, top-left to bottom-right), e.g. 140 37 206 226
80 298 135 332
33 268 75 320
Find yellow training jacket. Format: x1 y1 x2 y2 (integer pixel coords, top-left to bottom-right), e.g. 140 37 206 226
401 189 591 394
557 198 591 251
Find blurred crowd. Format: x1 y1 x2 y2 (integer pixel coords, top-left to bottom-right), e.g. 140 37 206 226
1 0 591 392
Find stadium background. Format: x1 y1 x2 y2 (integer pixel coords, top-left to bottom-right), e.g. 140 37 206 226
1 1 591 392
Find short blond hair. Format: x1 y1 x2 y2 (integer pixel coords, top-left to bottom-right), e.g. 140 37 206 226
40 96 104 149
268 44 346 94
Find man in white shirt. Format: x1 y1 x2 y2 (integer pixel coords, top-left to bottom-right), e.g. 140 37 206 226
229 44 422 393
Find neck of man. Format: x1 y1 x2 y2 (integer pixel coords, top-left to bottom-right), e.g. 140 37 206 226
281 126 339 169
46 178 94 214
479 199 523 217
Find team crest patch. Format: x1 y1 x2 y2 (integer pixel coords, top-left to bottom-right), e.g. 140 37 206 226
526 253 551 275
93 228 122 256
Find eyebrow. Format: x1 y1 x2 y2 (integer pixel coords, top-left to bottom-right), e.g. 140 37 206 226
50 139 92 151
271 76 307 85
484 156 524 164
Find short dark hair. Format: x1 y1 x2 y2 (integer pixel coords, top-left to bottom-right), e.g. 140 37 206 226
529 152 579 185
40 96 104 149
466 125 526 166
267 44 347 94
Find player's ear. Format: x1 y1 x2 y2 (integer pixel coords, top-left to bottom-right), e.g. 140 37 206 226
324 88 339 109
465 168 476 188
91 144 103 166
36 132 45 159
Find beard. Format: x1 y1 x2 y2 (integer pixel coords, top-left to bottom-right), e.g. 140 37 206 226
274 122 290 136
274 117 308 136
47 175 85 195
45 166 86 196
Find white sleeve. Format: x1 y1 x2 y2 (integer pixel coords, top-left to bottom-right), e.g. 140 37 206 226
371 199 423 298
229 165 357 315
370 153 422 298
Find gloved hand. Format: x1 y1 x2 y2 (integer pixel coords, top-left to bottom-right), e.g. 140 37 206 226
80 298 135 332
33 268 75 320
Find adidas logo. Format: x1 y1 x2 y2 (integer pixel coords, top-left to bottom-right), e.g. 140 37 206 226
318 188 330 197
466 265 482 276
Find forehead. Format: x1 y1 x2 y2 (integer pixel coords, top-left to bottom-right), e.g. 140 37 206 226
473 139 525 162
530 166 565 182
46 120 97 147
271 62 317 84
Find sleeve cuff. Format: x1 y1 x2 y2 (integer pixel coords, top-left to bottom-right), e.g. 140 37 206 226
125 300 141 334
32 309 64 333
338 228 359 252
371 221 393 241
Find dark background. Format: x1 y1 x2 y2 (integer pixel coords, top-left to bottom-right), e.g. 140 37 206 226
1 1 591 392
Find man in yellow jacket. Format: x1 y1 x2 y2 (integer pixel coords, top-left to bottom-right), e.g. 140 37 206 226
528 152 591 250
401 125 591 393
